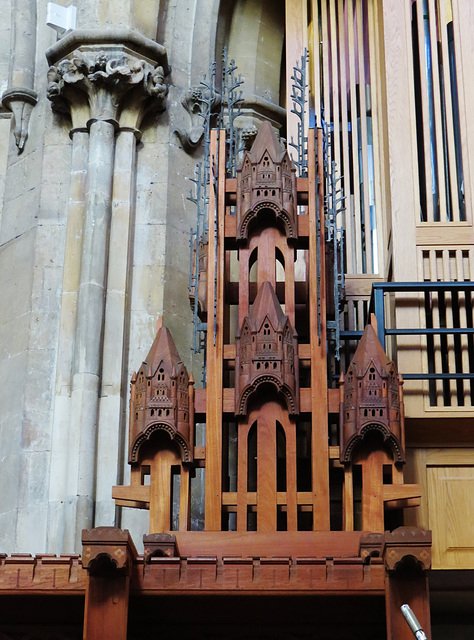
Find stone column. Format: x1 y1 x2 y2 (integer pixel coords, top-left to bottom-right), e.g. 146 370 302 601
48 127 89 550
46 32 168 552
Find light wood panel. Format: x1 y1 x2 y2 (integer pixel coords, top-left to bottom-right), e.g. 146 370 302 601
405 447 474 569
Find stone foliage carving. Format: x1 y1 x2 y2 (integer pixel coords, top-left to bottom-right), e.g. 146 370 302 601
47 48 168 123
174 85 221 151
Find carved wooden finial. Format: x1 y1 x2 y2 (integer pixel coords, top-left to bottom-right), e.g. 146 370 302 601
236 120 298 242
235 281 299 416
340 323 405 463
128 321 192 464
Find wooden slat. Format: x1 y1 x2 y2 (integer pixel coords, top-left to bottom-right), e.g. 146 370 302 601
238 246 250 327
372 0 391 258
415 0 436 223
452 0 474 224
337 0 354 273
179 467 190 531
284 420 298 531
283 241 296 325
309 129 330 529
437 0 461 222
256 404 277 532
112 485 150 503
343 467 354 531
194 387 340 415
204 130 226 530
222 492 319 507
347 4 363 273
382 484 422 502
329 0 341 178
355 0 373 273
150 448 179 533
427 0 449 222
416 225 473 245
321 0 332 166
310 0 321 126
367 0 383 275
173 530 367 559
361 448 384 532
237 421 250 531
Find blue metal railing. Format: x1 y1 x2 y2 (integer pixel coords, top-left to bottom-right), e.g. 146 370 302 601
340 281 474 382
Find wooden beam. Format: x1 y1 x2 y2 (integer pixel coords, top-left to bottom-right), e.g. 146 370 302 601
204 130 226 530
308 129 330 529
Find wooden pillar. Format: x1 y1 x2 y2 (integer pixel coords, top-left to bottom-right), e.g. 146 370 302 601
82 527 137 640
384 527 432 640
308 128 330 529
204 130 227 530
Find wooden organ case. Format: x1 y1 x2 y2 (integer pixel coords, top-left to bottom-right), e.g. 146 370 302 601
104 122 432 638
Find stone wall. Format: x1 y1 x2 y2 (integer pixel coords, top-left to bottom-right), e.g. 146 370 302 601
0 0 285 554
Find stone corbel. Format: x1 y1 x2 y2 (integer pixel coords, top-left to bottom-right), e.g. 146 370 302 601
174 85 221 152
2 87 38 153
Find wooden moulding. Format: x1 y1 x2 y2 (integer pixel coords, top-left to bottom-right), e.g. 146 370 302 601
0 553 85 593
1 527 431 598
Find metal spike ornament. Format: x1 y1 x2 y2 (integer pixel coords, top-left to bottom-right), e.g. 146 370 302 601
289 48 309 178
220 47 245 178
322 112 346 362
187 59 219 364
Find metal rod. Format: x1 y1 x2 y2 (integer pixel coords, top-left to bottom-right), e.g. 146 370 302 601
401 604 428 640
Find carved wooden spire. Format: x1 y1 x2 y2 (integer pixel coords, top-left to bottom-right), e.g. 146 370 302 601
236 120 298 242
129 319 192 463
340 323 404 463
235 280 299 416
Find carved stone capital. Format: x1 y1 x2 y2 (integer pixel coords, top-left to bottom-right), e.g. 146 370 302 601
174 85 221 152
46 31 168 130
82 527 137 576
384 526 432 573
